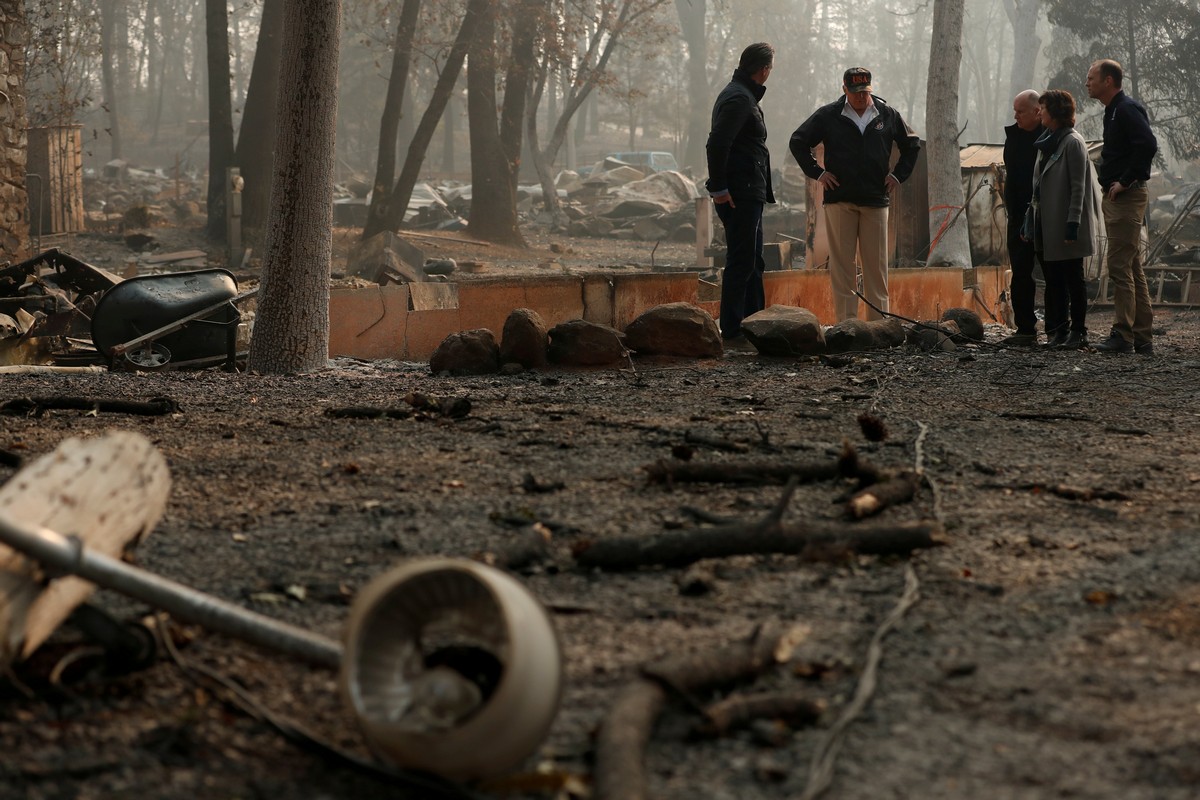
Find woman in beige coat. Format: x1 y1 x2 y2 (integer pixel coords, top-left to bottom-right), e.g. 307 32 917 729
1029 89 1098 349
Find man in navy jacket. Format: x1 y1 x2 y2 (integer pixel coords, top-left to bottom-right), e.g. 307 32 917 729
705 42 775 341
790 68 921 320
1086 58 1158 354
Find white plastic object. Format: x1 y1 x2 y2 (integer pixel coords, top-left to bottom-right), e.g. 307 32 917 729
341 558 562 780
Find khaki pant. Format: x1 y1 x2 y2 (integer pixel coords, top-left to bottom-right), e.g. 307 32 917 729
1102 185 1153 344
824 202 889 320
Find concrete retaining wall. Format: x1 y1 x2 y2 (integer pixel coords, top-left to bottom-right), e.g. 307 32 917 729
329 266 1007 361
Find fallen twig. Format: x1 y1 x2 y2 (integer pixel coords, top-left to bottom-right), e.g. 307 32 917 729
0 396 180 416
845 471 921 519
643 442 880 487
695 691 826 738
574 517 942 570
997 410 1095 422
984 482 1132 502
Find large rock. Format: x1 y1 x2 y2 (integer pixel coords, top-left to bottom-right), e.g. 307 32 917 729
625 303 722 358
825 318 906 353
547 319 627 366
429 329 500 375
740 305 825 356
941 307 984 341
500 308 549 368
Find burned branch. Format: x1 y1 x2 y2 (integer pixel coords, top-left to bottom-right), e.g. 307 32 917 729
695 691 826 738
643 442 881 487
594 622 806 800
845 471 921 519
0 396 181 417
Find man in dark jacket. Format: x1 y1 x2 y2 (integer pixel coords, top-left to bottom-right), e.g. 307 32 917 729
1001 89 1047 346
1086 58 1158 354
706 42 775 341
790 68 920 320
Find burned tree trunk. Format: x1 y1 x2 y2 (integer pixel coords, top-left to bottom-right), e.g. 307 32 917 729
204 0 235 242
246 0 340 374
925 0 972 268
235 0 285 231
362 0 423 241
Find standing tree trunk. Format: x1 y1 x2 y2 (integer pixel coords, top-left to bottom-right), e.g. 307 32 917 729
1002 0 1041 98
379 3 479 235
674 0 707 173
99 0 122 160
247 0 340 375
0 0 28 256
362 0 422 241
467 0 541 246
924 0 972 268
236 0 285 231
205 0 236 241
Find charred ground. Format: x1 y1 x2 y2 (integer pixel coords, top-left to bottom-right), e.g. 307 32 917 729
3 295 1200 799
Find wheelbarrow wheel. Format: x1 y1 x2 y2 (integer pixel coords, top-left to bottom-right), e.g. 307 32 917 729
125 342 172 370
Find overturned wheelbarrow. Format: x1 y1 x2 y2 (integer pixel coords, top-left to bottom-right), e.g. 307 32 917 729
90 269 257 371
0 431 563 781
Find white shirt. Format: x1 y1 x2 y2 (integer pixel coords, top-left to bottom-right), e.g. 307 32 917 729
842 100 879 134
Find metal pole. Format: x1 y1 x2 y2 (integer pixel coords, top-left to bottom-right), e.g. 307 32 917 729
0 514 343 670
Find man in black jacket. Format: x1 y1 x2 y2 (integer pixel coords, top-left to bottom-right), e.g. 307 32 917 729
705 42 775 341
1086 58 1158 354
1001 89 1047 346
790 68 920 320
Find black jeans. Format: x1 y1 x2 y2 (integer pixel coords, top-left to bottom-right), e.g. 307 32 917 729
1041 256 1087 335
715 199 765 338
1007 222 1038 336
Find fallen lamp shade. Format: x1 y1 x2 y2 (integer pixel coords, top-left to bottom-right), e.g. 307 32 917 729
0 512 563 780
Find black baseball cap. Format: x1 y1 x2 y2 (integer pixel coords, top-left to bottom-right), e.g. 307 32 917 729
843 67 872 93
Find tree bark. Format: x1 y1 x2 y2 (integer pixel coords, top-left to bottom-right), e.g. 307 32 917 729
362 0 423 241
924 0 972 268
467 0 542 246
380 5 480 235
205 0 236 241
246 0 340 375
235 0 285 231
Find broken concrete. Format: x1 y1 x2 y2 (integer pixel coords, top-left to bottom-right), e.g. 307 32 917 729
349 231 426 285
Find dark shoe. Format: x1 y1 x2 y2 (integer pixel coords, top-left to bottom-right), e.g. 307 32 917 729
1000 332 1037 347
1044 329 1069 349
1134 340 1154 355
1093 330 1132 353
1056 331 1088 350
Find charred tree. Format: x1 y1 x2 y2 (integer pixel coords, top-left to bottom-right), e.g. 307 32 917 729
362 0 423 241
925 0 972 268
236 0 285 231
674 0 707 172
467 0 542 246
98 0 122 159
246 0 340 375
376 3 480 237
205 0 236 241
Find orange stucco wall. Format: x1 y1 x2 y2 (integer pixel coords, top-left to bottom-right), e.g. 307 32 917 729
327 266 1006 361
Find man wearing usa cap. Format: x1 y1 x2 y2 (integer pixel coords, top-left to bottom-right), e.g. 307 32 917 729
790 67 921 320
